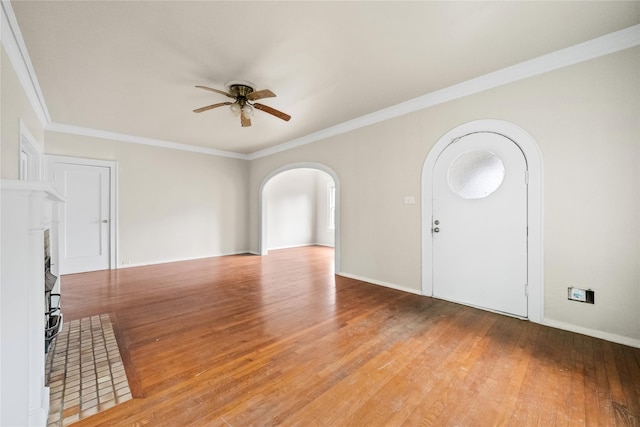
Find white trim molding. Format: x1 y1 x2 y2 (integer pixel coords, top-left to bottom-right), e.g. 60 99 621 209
45 122 248 160
421 120 544 323
19 120 43 181
117 250 251 269
44 155 119 271
337 272 422 296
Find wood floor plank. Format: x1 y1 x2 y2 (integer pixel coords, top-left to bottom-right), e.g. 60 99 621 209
341 301 462 426
568 334 588 426
398 310 498 426
490 320 539 426
451 316 532 425
57 246 640 426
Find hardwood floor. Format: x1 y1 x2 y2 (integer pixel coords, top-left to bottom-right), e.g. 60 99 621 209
61 246 640 426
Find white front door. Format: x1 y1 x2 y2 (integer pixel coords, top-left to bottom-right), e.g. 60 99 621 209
432 132 528 317
49 160 111 274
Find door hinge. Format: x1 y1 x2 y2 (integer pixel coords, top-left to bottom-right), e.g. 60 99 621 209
525 170 529 184
525 283 529 297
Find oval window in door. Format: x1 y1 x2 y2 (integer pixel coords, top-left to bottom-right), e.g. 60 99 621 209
447 150 505 199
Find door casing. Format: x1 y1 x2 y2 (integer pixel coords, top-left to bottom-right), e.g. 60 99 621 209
46 155 118 272
421 120 543 323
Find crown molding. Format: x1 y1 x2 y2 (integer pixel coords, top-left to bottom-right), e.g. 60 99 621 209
1 0 50 125
248 23 640 160
45 123 249 160
3 0 639 161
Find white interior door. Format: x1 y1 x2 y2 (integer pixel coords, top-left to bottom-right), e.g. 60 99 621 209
432 132 528 317
50 161 111 274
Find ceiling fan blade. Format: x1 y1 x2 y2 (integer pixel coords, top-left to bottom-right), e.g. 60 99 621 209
246 89 276 101
193 102 232 113
195 85 235 99
241 114 251 127
254 103 291 121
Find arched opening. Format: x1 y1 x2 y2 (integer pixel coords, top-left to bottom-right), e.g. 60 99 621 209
259 163 340 273
421 120 544 323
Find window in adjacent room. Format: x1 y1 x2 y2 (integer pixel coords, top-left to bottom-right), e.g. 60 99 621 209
328 182 336 230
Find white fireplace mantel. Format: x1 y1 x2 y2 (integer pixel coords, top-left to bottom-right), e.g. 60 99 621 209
1 180 65 426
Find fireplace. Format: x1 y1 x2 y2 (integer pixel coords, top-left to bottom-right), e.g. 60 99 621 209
2 180 66 424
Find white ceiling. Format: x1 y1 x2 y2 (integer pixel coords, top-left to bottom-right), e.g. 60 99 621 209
9 1 640 156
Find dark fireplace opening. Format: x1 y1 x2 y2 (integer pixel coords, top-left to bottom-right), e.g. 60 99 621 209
44 229 62 354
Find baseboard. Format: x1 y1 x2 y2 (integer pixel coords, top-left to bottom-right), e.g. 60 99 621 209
267 243 310 250
266 243 335 251
117 251 252 269
336 272 422 296
123 246 334 264
543 318 640 349
29 387 49 426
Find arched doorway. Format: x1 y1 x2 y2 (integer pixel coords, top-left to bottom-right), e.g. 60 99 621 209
421 120 543 323
259 162 340 273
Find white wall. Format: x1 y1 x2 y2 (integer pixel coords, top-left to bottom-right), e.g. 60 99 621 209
248 47 640 345
263 168 334 250
264 168 316 250
44 131 250 267
315 172 335 247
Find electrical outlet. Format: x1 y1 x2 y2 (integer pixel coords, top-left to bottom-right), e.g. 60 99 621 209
569 287 586 301
567 287 595 304
121 260 131 265
403 196 415 205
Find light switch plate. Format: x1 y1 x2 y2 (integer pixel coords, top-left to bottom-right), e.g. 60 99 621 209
403 196 415 205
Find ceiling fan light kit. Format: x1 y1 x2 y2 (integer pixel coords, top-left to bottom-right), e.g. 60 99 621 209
194 81 291 127
241 103 253 118
229 102 241 116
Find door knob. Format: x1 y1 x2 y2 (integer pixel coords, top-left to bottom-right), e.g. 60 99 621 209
434 220 440 225
102 220 108 223
433 227 440 233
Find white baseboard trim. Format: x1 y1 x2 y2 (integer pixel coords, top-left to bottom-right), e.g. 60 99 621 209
336 272 422 296
543 318 640 349
267 243 315 251
117 251 252 269
266 243 334 251
314 243 335 248
29 403 49 427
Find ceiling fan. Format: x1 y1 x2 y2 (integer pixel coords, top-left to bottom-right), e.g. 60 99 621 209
193 81 291 127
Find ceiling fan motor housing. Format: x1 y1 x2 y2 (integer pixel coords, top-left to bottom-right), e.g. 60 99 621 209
228 84 254 98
